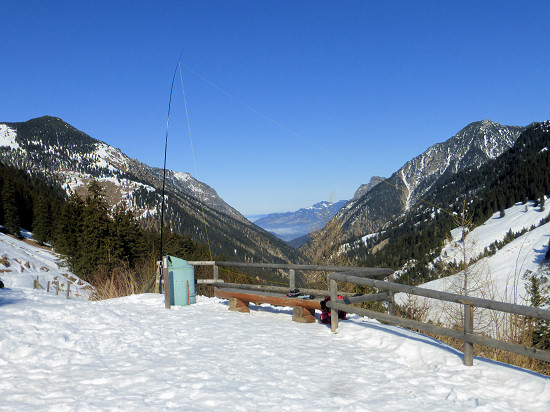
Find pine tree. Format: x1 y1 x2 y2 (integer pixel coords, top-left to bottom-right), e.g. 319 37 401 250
111 208 148 265
524 269 550 350
53 193 84 268
32 194 51 245
2 177 21 238
75 180 112 281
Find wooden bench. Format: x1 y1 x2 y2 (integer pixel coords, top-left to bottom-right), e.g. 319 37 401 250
215 287 324 323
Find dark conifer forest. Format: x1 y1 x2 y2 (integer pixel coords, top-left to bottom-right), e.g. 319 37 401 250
0 162 211 286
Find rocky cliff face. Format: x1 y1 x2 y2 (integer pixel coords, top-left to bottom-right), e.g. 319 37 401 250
337 120 525 239
352 176 386 200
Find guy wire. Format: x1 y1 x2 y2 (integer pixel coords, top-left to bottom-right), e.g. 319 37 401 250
181 64 458 222
177 62 213 260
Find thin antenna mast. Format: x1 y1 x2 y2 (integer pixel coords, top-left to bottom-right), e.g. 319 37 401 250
159 62 180 269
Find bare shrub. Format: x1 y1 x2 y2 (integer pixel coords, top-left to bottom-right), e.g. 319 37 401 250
90 259 155 300
302 213 349 290
397 294 431 323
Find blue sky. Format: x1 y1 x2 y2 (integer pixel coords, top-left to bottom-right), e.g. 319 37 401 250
2 1 549 215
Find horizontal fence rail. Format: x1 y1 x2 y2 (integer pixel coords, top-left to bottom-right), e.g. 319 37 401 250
327 272 550 365
188 261 394 277
203 281 355 297
329 272 550 321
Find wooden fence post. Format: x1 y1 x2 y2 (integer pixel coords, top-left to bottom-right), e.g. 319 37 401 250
164 258 171 309
330 279 338 333
213 264 219 281
55 281 59 295
289 269 295 290
34 276 39 289
66 282 71 299
464 303 474 366
388 291 396 316
47 281 50 293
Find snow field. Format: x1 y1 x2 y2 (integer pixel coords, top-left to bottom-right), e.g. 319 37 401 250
1 288 550 411
2 202 550 411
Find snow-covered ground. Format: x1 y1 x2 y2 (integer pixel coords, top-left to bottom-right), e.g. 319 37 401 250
2 234 550 410
437 201 550 299
394 200 550 335
0 232 93 299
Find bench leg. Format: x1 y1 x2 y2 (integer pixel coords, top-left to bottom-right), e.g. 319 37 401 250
228 297 250 313
292 307 316 323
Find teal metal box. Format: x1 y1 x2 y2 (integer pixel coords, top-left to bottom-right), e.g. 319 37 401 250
167 256 196 305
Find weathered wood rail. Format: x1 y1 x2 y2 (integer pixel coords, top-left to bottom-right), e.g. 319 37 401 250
184 261 393 323
326 272 550 365
176 260 550 366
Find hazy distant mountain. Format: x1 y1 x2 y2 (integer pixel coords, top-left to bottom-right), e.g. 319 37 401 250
336 119 526 239
253 200 347 242
0 116 302 262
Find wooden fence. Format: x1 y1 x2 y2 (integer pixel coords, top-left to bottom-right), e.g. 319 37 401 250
184 260 550 367
326 272 550 365
33 275 73 299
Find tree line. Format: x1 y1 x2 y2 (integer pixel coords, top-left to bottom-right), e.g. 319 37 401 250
0 162 212 286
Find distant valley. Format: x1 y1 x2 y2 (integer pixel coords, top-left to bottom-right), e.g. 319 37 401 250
250 200 347 243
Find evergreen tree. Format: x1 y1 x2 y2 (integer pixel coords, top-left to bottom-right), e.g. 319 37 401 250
53 193 84 267
111 208 148 265
2 177 21 238
74 180 112 280
32 194 51 245
524 269 550 350
0 178 4 226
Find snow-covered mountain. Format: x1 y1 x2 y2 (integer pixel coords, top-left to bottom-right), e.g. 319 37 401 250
0 116 301 262
1 232 549 410
0 116 241 220
338 120 525 238
394 199 550 339
253 200 347 242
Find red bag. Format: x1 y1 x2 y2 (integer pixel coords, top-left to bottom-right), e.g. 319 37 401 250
319 296 346 324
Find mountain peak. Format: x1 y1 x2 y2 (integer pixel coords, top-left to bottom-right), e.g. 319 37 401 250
0 116 302 262
335 120 526 239
353 176 385 200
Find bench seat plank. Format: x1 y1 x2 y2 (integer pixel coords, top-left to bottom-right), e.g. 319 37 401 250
215 288 322 311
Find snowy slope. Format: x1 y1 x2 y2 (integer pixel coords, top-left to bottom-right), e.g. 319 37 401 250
0 232 93 300
428 200 549 303
394 200 550 336
2 236 550 410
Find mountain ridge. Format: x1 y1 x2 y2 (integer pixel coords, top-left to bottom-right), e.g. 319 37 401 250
336 119 526 239
0 116 302 263
253 199 347 242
